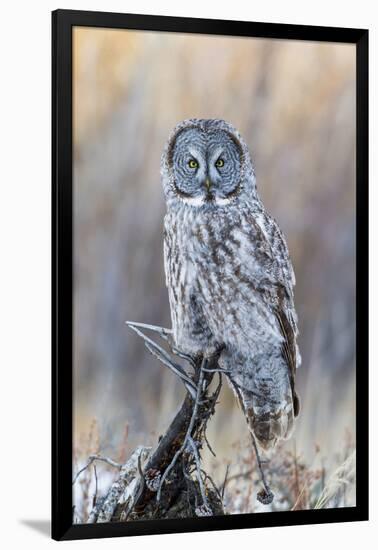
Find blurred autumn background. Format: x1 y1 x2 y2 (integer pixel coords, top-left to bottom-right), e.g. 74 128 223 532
73 27 356 519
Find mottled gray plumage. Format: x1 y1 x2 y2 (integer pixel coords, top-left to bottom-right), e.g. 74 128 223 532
161 119 300 450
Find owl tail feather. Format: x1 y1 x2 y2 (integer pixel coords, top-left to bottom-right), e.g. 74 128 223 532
224 350 298 451
229 377 297 451
228 373 295 451
246 397 295 451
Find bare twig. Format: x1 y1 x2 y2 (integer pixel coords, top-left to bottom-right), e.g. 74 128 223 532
144 342 197 399
227 374 274 505
126 320 172 339
204 431 216 457
201 468 224 507
221 465 230 500
249 431 274 504
127 320 196 367
72 454 121 485
156 356 207 502
187 436 211 514
127 322 197 396
171 347 197 368
202 367 231 373
137 453 146 491
92 464 98 507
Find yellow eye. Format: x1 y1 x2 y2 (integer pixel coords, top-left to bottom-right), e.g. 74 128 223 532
188 159 198 169
215 158 225 168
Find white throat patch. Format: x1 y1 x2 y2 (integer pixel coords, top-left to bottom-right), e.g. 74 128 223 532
180 195 233 207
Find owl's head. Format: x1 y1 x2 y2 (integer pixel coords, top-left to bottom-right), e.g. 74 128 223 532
161 119 257 208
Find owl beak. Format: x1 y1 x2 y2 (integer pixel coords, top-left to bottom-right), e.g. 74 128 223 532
204 177 214 201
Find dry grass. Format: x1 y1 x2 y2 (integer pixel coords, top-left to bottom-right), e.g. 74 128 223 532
73 419 355 522
218 435 355 514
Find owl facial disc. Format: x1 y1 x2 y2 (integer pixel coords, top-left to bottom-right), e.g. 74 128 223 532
170 126 243 206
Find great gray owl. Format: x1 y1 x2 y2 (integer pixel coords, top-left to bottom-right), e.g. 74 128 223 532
161 118 300 450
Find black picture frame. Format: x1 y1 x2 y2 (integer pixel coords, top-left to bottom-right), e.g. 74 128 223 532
52 9 369 541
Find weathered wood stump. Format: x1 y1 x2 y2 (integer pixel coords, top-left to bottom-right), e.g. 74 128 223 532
85 323 225 522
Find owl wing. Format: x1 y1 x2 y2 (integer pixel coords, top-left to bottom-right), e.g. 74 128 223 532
247 210 301 416
163 221 177 331
194 208 300 416
257 211 301 416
